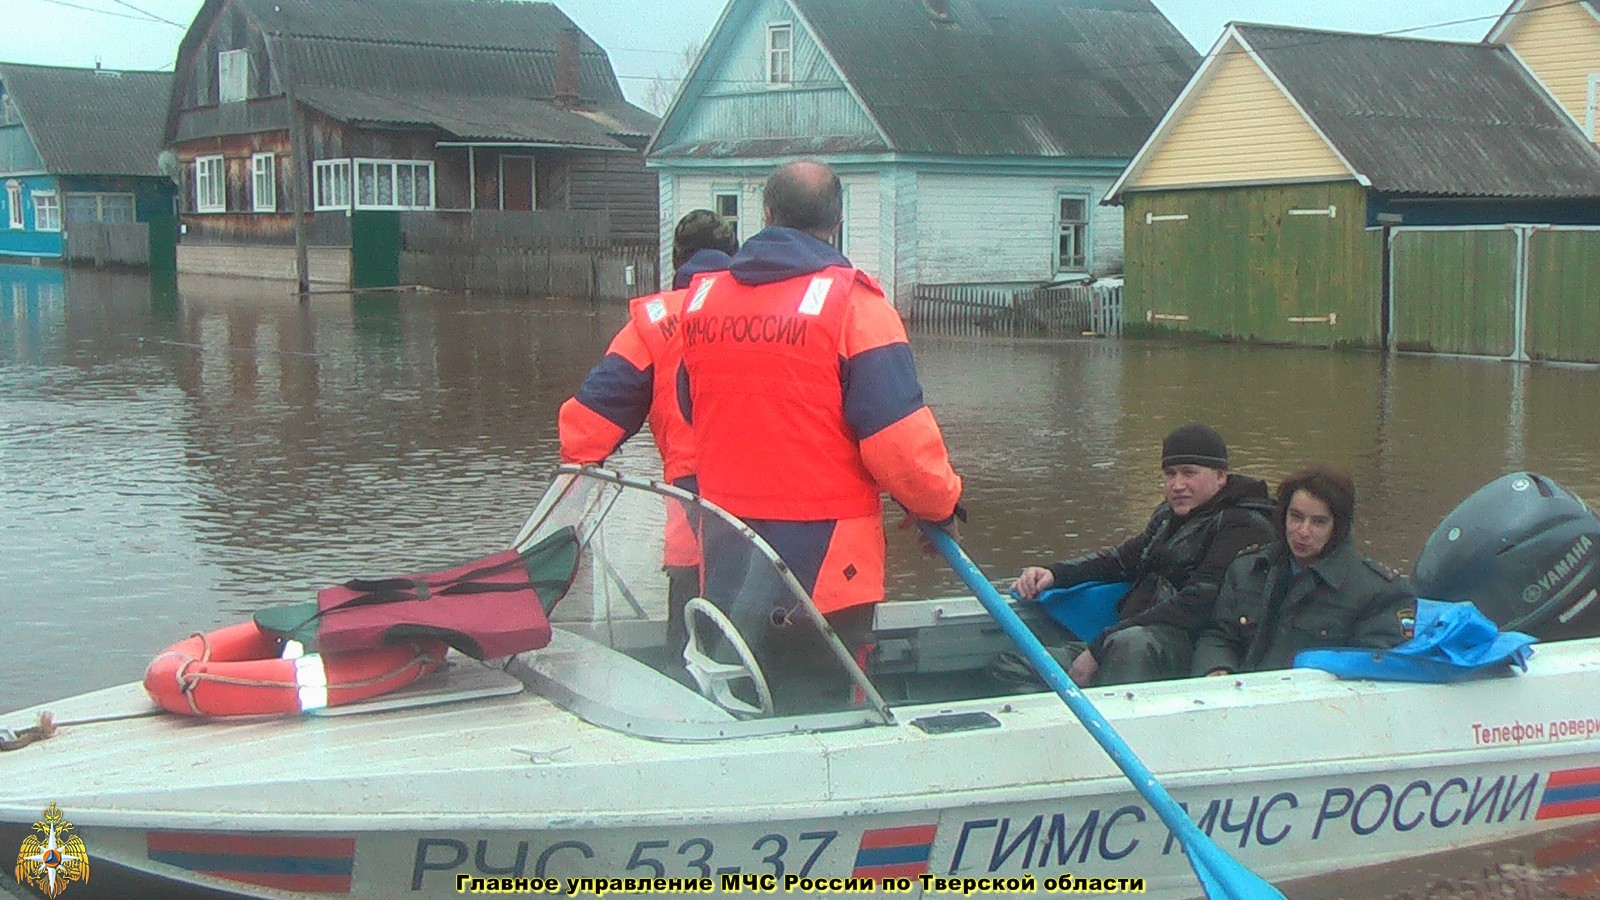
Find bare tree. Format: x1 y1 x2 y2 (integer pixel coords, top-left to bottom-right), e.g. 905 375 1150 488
642 41 702 116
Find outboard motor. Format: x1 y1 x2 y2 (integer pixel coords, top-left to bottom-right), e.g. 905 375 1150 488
1413 473 1600 641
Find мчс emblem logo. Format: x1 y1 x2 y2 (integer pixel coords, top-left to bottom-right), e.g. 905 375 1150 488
14 802 89 898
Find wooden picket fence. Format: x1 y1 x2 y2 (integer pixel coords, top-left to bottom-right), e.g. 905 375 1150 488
908 282 1123 337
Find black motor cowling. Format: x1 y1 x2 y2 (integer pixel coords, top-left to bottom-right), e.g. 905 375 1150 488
1413 472 1600 641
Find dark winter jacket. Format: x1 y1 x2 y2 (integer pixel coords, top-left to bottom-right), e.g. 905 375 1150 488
1047 473 1275 658
1192 539 1415 675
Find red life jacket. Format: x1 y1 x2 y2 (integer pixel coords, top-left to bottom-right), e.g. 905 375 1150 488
680 266 879 521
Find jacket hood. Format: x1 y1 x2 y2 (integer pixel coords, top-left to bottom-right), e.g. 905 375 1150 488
672 249 733 290
728 227 851 285
1183 472 1273 520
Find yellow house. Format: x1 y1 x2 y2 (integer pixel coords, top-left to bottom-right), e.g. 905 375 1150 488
1105 18 1600 362
1489 0 1600 143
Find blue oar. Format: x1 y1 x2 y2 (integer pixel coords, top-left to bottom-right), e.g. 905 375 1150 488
920 525 1284 900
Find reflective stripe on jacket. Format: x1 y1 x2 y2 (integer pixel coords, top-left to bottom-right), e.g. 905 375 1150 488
679 264 961 612
558 289 695 483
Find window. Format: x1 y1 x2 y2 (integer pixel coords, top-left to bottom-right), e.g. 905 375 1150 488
713 190 739 240
828 186 847 256
252 153 276 212
196 155 225 212
767 23 793 85
32 191 60 231
314 159 352 210
0 92 18 126
5 180 19 229
218 49 248 104
354 159 433 209
1055 194 1088 272
1588 73 1600 142
65 193 135 224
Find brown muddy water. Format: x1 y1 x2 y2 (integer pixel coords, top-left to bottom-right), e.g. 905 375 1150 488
1 265 1598 897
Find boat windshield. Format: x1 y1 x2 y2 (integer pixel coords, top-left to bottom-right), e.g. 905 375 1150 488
506 466 890 739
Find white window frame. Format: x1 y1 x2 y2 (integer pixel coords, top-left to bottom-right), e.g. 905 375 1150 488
1055 192 1089 273
218 49 249 104
196 155 225 213
314 159 352 210
767 23 793 86
252 152 276 212
353 158 434 210
65 192 136 224
828 185 848 256
712 189 740 242
0 93 18 126
5 180 20 229
32 190 60 232
1587 73 1600 142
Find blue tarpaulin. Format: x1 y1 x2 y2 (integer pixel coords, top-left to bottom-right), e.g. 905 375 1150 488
1296 599 1537 683
1025 581 1131 643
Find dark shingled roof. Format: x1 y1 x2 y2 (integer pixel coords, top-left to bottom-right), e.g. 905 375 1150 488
654 0 1198 160
0 63 172 176
1235 24 1600 198
215 0 656 143
794 0 1198 157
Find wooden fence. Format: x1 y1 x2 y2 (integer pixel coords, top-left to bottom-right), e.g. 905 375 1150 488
908 282 1123 337
398 210 656 300
64 222 149 267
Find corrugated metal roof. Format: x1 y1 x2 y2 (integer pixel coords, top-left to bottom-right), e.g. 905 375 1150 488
228 0 655 140
1236 24 1600 198
790 0 1200 157
295 86 630 147
0 63 171 176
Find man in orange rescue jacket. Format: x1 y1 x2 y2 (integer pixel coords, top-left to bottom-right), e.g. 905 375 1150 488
558 209 737 661
677 161 963 709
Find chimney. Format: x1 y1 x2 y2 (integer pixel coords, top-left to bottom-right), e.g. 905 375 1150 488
555 27 581 109
924 0 952 23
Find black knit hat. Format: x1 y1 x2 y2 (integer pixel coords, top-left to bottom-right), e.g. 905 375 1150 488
1162 423 1229 469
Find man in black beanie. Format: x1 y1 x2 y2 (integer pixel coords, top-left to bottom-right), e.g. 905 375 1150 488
1005 423 1275 686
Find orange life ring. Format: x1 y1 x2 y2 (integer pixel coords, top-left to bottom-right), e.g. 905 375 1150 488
143 621 448 717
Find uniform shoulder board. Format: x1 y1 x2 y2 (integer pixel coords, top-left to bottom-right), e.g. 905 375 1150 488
1363 557 1400 581
853 269 885 295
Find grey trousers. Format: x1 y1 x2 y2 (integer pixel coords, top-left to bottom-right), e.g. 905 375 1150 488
989 622 1193 690
1094 623 1193 686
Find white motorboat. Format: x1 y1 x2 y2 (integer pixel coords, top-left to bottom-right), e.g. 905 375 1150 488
4 466 1600 899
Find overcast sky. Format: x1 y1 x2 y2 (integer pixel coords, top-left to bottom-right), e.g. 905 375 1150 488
6 0 1515 111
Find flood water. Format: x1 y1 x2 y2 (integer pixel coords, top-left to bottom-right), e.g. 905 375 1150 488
3 264 1598 713
3 264 1599 897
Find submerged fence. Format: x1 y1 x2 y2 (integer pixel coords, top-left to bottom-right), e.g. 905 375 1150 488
909 281 1123 337
398 210 658 301
64 222 149 267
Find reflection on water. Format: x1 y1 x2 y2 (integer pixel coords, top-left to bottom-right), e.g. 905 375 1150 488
2 265 1598 715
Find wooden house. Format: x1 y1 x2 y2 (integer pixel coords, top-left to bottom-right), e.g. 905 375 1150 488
646 0 1199 308
0 63 175 262
1488 0 1600 143
166 0 659 280
1107 14 1600 362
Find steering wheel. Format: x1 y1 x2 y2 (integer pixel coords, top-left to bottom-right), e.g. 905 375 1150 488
682 597 774 718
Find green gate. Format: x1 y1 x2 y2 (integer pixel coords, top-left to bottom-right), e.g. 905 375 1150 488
146 213 178 275
1526 227 1600 364
350 210 402 289
1389 227 1518 357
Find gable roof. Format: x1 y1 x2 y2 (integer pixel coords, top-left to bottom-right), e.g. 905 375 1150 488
0 63 172 176
651 0 1199 160
1486 0 1600 42
175 0 656 146
1111 24 1600 200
